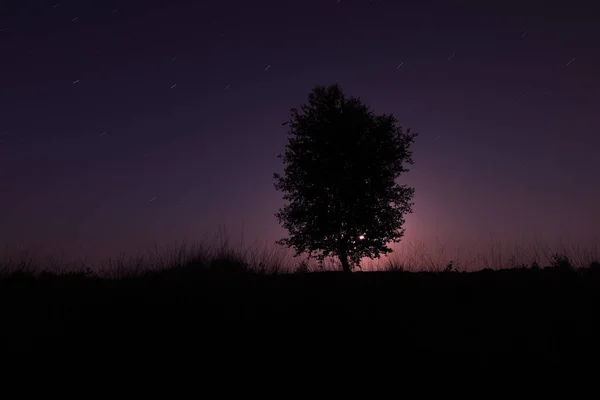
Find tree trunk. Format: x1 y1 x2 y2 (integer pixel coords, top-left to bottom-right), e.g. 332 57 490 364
339 253 352 273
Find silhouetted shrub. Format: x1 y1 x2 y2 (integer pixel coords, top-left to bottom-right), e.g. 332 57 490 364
386 262 405 272
294 260 310 274
444 260 454 273
257 262 267 274
550 254 572 270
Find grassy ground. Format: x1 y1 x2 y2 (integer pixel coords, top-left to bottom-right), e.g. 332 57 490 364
1 243 599 366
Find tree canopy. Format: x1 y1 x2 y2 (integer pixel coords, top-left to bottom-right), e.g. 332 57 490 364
274 83 417 272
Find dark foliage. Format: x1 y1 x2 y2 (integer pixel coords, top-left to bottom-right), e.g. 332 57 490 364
274 84 417 272
550 253 573 270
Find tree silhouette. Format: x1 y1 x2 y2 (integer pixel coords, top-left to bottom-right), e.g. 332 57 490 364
274 83 418 272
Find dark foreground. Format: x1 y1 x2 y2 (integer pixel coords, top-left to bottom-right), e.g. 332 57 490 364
2 266 599 367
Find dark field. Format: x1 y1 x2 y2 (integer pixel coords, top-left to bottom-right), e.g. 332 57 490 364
2 260 600 366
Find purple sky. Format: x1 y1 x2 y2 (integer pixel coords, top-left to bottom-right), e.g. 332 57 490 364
1 0 599 266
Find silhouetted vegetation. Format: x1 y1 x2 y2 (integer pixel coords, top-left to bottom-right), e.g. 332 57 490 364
2 79 597 361
274 83 417 272
1 244 600 362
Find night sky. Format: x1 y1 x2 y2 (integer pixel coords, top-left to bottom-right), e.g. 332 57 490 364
1 0 598 266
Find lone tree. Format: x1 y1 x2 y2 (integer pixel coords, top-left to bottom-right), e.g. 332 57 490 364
274 83 418 272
